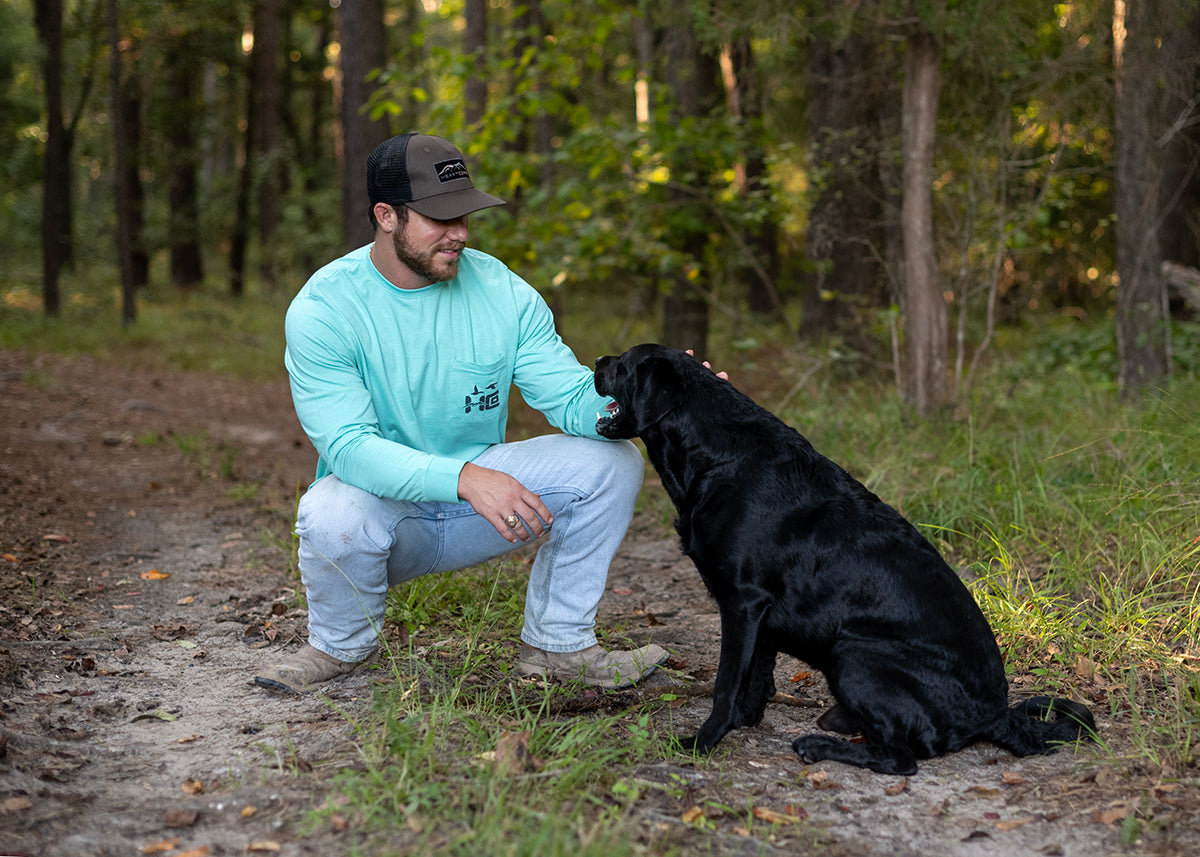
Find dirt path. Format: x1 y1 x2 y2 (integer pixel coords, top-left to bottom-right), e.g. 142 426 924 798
1 349 1196 856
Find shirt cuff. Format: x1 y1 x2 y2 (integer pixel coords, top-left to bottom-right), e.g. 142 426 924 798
425 456 469 504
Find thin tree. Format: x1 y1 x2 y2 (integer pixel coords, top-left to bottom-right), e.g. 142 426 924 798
721 33 783 321
117 43 147 291
801 28 894 340
1152 4 1200 303
464 0 487 129
254 0 284 290
899 26 947 415
507 0 553 223
35 0 65 316
107 0 135 324
282 8 335 275
230 0 287 293
1113 0 1172 394
229 8 258 296
337 0 388 250
660 16 723 359
165 20 204 290
1156 4 1200 273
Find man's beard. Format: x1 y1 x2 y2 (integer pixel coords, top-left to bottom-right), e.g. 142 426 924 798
392 229 463 284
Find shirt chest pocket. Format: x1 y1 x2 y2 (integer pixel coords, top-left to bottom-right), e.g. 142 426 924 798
448 357 509 420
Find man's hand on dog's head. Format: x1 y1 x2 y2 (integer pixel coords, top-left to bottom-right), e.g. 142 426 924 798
685 348 729 381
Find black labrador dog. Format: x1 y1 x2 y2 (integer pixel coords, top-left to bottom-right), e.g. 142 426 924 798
594 343 1094 775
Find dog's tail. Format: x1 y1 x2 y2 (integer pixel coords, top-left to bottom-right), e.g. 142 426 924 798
986 696 1096 757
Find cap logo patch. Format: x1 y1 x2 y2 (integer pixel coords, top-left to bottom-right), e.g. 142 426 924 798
434 159 470 184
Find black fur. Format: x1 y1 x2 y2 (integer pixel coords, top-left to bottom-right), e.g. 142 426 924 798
594 344 1094 775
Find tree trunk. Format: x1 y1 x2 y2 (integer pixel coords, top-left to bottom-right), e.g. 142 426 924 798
36 0 65 316
119 64 148 291
511 0 559 307
1154 2 1200 311
285 12 333 274
660 20 720 359
634 12 654 131
56 5 101 275
338 0 389 250
900 28 947 416
253 0 284 290
230 23 256 296
464 0 487 129
722 36 781 320
802 32 893 340
1114 0 1171 393
166 31 203 290
106 0 135 324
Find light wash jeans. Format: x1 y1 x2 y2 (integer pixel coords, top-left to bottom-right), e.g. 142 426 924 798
295 434 644 662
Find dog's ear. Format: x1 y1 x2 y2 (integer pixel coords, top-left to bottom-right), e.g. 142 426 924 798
630 356 686 432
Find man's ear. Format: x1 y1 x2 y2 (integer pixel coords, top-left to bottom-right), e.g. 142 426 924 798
632 357 684 432
374 202 401 233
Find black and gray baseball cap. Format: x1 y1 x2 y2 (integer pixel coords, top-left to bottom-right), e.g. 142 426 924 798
366 133 506 220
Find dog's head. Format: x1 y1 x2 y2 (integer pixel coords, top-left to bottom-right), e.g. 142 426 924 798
594 344 705 438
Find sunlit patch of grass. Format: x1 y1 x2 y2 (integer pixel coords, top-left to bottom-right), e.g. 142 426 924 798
1 280 291 382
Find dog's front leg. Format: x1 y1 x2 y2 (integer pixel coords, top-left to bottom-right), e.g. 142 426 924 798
681 596 771 753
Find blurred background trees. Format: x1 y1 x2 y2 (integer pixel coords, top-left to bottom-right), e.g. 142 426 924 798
3 0 1199 410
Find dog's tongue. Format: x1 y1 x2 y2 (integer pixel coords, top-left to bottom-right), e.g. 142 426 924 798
605 401 620 414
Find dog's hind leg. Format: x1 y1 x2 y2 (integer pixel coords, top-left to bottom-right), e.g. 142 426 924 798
798 649 931 774
816 703 867 735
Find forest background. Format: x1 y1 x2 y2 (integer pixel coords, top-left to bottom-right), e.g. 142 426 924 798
2 0 1198 411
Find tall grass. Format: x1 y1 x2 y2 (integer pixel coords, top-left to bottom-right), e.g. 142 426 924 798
1 283 290 381
767 324 1200 770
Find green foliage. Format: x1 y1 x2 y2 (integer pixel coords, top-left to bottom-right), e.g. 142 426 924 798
1 0 1133 363
369 0 780 320
931 0 1117 328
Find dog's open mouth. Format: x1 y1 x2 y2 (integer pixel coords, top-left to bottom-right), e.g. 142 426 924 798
597 399 635 437
596 400 621 430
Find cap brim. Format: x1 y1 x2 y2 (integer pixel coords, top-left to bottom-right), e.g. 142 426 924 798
406 188 507 220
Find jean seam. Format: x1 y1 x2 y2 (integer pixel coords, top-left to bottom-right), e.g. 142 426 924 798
527 502 571 639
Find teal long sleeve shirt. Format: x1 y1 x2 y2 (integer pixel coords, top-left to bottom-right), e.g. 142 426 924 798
284 244 613 503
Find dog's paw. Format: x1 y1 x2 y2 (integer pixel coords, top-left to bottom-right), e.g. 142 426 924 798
791 734 841 764
673 733 713 755
793 733 918 776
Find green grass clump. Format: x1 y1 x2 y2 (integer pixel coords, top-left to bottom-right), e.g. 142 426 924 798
319 561 679 856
